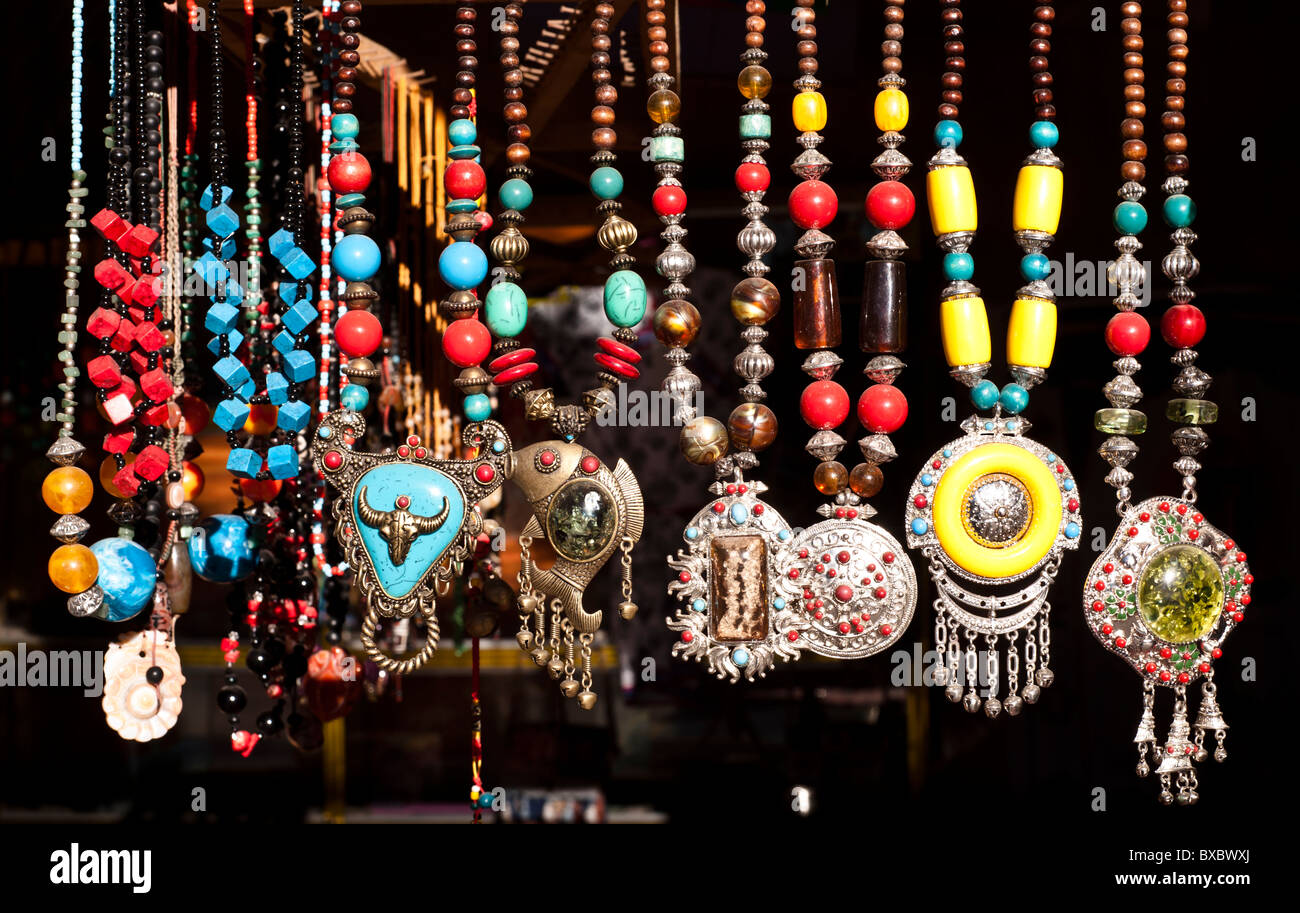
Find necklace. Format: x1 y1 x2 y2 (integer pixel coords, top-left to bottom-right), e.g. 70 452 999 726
662 0 799 682
771 0 918 662
905 0 1080 718
311 0 511 674
1084 0 1250 806
490 2 645 709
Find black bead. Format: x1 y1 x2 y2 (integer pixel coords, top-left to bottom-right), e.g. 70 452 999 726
245 647 274 675
256 709 284 735
217 684 247 713
145 665 164 685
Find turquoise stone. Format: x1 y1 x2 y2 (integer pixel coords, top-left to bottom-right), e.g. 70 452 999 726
353 463 466 599
651 136 684 163
999 383 1029 415
1113 201 1148 235
729 502 749 526
1020 252 1051 281
692 598 706 613
1029 120 1059 149
911 518 929 535
971 379 999 410
187 514 256 584
1163 193 1196 227
90 537 156 621
589 166 624 200
464 393 491 421
685 526 699 540
330 113 360 139
438 240 489 290
448 118 476 146
944 252 974 281
340 384 369 411
448 144 482 160
484 281 528 337
731 647 751 667
498 178 533 211
934 119 963 149
739 113 771 139
603 270 647 327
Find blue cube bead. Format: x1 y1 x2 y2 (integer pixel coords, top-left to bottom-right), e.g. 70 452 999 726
214 398 251 432
277 400 311 433
204 302 240 334
226 448 262 479
201 235 237 259
278 282 305 306
265 372 289 405
268 227 296 260
214 355 251 390
283 349 315 383
272 330 298 356
205 203 239 239
282 248 316 280
282 300 318 335
200 184 233 211
192 251 229 285
206 329 243 358
266 445 299 480
237 378 257 401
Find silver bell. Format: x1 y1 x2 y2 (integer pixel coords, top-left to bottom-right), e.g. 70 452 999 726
518 593 541 616
516 630 534 650
1158 790 1174 806
560 679 581 698
984 697 1002 719
962 691 982 713
1004 694 1024 717
618 600 638 620
1022 683 1042 704
1037 667 1055 688
945 683 964 703
546 657 565 680
578 692 598 711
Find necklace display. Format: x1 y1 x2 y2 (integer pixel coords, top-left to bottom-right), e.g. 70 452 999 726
1083 0 1250 806
311 0 511 674
773 0 918 662
905 0 1080 718
663 0 799 681
487 2 645 708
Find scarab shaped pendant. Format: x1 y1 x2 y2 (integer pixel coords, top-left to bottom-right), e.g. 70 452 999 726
312 410 512 672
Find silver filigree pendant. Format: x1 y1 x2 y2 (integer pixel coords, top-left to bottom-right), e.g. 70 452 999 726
1085 496 1250 803
311 410 512 672
904 415 1082 716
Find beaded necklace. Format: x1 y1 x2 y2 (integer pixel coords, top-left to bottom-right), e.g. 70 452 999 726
903 0 1080 718
493 1 645 711
312 0 512 675
772 0 919 663
1084 0 1251 806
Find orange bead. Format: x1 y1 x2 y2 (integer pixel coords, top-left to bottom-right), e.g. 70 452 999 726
240 478 282 503
42 466 94 514
178 394 211 435
49 543 99 594
245 403 278 436
182 461 205 501
100 454 135 498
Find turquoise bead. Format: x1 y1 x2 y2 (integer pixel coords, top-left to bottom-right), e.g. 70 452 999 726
340 383 369 411
731 647 750 668
498 178 533 211
999 383 1029 415
331 113 360 139
1064 522 1080 539
935 119 963 149
334 234 381 282
943 252 974 281
448 118 476 146
603 270 647 327
589 166 624 200
911 518 929 536
1163 193 1196 228
1113 201 1148 235
485 281 528 337
651 136 684 163
1020 252 1051 282
971 379 999 410
90 537 156 620
739 113 771 139
438 240 488 291
464 393 491 422
1029 120 1059 149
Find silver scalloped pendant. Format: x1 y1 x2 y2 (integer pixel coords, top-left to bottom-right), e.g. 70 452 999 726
666 477 806 681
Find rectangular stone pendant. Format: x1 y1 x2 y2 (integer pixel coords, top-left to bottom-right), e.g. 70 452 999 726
709 535 769 642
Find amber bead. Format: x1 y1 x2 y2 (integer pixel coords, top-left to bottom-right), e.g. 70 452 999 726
49 543 99 594
860 260 906 354
737 65 772 99
727 403 777 453
42 466 94 514
653 299 702 348
647 89 681 124
849 463 884 498
813 460 848 496
793 259 841 349
730 277 780 326
680 416 729 466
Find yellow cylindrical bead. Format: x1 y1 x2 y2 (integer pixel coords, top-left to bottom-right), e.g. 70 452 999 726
1012 164 1063 234
1007 297 1058 369
940 296 991 368
873 87 908 133
792 91 827 133
927 165 977 236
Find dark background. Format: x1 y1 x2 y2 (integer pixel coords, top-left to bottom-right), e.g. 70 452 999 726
0 0 1293 866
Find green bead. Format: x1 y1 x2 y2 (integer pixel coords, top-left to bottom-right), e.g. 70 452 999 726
589 166 624 200
1113 201 1148 235
650 136 684 163
1094 408 1148 434
1166 398 1217 425
603 270 647 328
1163 193 1196 228
1139 545 1224 643
739 113 771 139
498 178 533 211
485 281 528 338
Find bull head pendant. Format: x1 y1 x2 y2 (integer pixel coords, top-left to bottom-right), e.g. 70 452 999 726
311 410 511 672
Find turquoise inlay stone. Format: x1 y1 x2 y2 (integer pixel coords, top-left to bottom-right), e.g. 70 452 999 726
464 393 491 422
731 647 751 668
1113 201 1148 235
187 514 256 584
498 178 533 211
1062 478 1075 491
353 463 466 599
318 425 333 439
921 473 934 487
1020 252 1052 281
90 537 156 620
984 421 995 430
773 597 785 610
685 526 699 540
692 598 707 613
651 135 684 163
935 119 963 148
911 518 929 535
943 252 974 281
492 439 506 453
971 379 999 410
942 448 953 458
485 281 528 337
1029 120 1059 149
999 383 1029 415
589 165 624 200
1064 522 1080 538
739 113 771 139
1163 193 1196 228
603 270 647 327
777 529 790 541
730 502 749 526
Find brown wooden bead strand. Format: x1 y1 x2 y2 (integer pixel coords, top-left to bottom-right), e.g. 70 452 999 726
1163 0 1189 174
939 0 963 120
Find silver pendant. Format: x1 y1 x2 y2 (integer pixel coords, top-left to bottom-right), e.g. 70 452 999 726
312 410 512 672
905 415 1081 715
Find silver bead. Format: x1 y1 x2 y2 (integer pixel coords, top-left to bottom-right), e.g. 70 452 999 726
962 691 982 713
1004 695 1024 717
734 346 774 385
655 243 695 281
737 221 776 260
1162 246 1200 282
944 683 964 704
1022 683 1042 704
1136 760 1150 777
1158 790 1174 806
984 697 1002 719
1037 667 1055 688
67 584 104 618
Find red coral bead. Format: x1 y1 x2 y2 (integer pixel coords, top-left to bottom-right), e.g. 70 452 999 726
1105 311 1151 356
328 152 372 195
445 160 487 200
857 383 908 433
799 380 850 430
864 180 915 231
1160 304 1206 348
735 161 770 193
442 318 491 367
788 179 838 230
651 184 687 216
335 309 383 358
